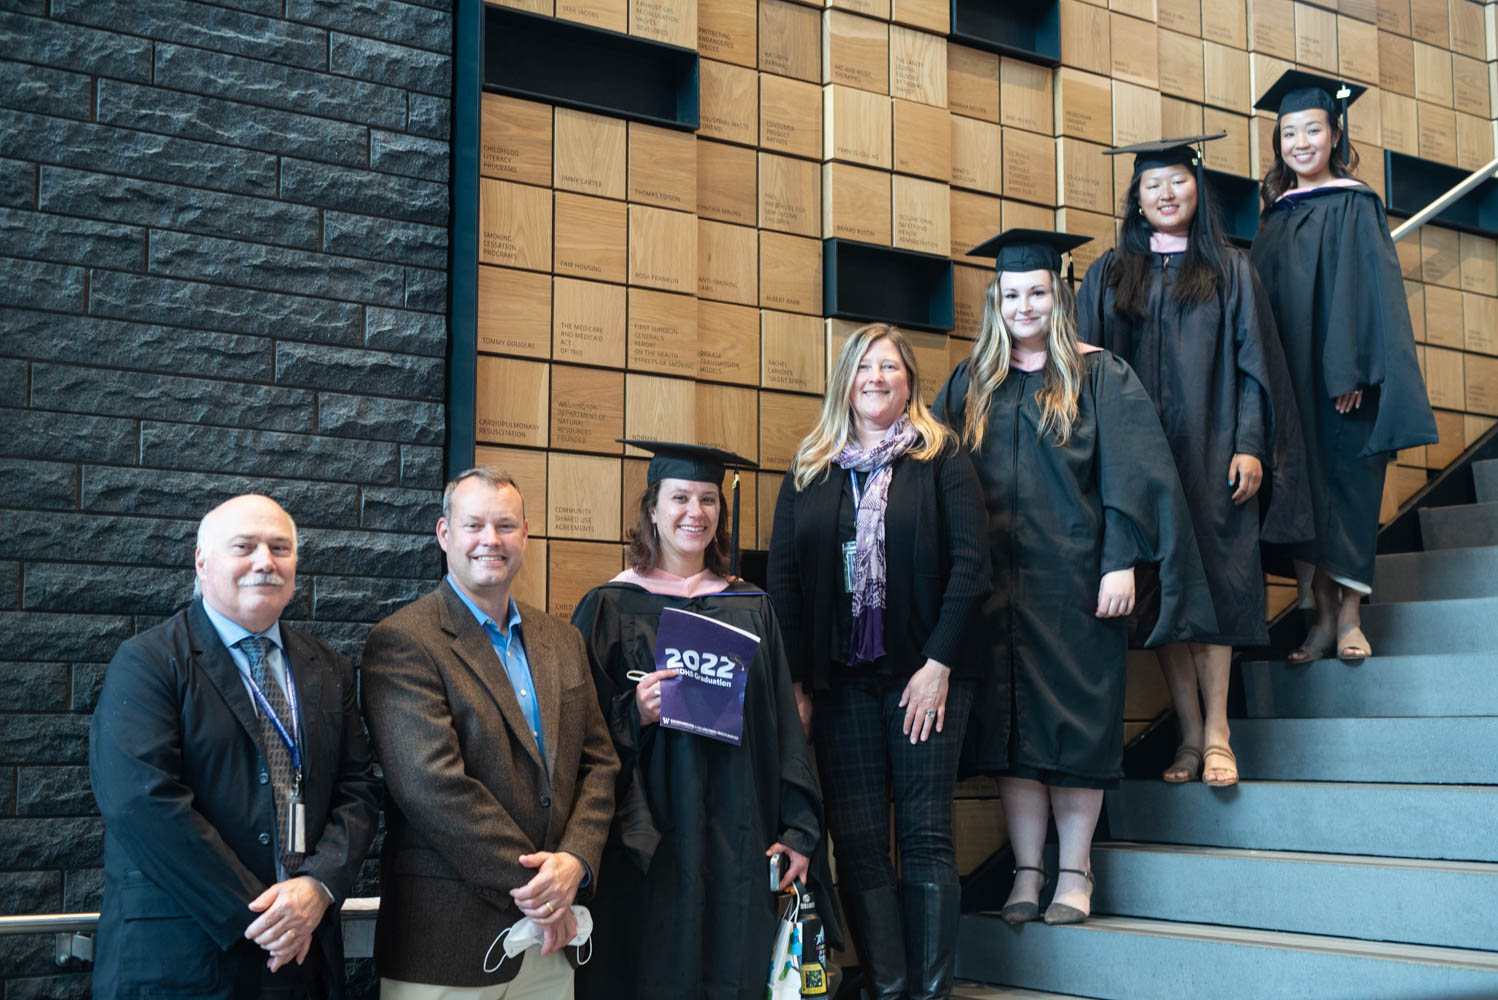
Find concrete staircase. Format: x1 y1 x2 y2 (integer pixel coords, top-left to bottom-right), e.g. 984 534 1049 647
953 461 1498 999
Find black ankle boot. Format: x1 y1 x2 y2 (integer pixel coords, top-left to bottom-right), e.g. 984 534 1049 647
902 881 960 1000
841 885 907 1000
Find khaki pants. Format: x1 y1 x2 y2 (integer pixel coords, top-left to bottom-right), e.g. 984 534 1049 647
381 949 573 1000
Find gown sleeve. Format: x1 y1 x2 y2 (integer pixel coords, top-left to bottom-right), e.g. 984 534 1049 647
930 357 971 429
1093 354 1220 646
1074 252 1113 350
1322 193 1439 456
765 472 808 685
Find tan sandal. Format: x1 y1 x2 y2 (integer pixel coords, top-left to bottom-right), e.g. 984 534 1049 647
1337 624 1371 662
1163 744 1203 783
1289 624 1335 663
1202 743 1239 787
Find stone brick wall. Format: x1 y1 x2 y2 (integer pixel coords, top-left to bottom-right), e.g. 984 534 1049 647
0 2 453 995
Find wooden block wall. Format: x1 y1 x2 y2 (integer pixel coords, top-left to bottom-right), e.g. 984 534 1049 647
475 0 1498 641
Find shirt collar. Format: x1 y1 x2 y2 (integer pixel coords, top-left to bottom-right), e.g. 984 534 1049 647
200 598 285 655
446 574 523 635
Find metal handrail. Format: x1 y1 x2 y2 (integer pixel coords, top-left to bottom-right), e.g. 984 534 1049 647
1389 154 1498 243
0 897 380 936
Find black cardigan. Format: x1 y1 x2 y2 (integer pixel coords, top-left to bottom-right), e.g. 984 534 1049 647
765 444 989 691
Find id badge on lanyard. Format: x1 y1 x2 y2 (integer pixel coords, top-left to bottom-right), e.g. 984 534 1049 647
842 470 864 593
245 656 306 855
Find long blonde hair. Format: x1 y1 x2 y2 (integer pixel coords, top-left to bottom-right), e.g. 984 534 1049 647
962 272 1083 448
791 323 954 490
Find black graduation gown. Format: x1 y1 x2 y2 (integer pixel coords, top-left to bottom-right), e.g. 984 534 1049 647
569 581 838 1000
1077 247 1313 645
1250 184 1438 588
932 351 1217 784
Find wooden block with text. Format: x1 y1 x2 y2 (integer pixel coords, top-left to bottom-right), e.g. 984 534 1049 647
759 391 823 470
948 43 999 122
1347 83 1383 147
625 373 696 450
481 94 551 186
698 300 761 384
1381 90 1419 154
892 175 951 255
698 219 760 305
1447 0 1485 60
824 10 891 93
761 75 823 159
760 231 824 315
698 0 757 66
1457 113 1495 172
1295 2 1339 71
1203 40 1249 112
950 188 1004 258
1112 79 1163 147
548 540 623 619
1003 127 1057 206
1158 29 1205 102
699 58 759 145
1378 30 1414 96
1203 108 1252 176
1249 0 1295 58
829 0 889 18
1111 13 1160 89
551 364 625 454
892 0 948 32
558 0 627 34
628 122 696 212
952 263 991 340
824 84 894 168
951 115 1002 194
554 108 627 199
1422 225 1461 288
761 310 827 393
479 266 551 359
1002 200 1055 231
760 0 821 82
1056 68 1115 145
1413 41 1453 107
697 138 758 225
890 25 948 106
555 192 628 283
549 453 623 541
1425 346 1464 411
823 162 893 244
628 287 697 376
759 152 822 237
477 355 549 447
480 178 551 271
629 205 697 293
1408 0 1447 46
553 276 626 368
1161 95 1204 138
631 0 695 46
1452 53 1488 118
1418 101 1457 164
1001 57 1054 134
1463 291 1498 355
894 99 951 180
696 382 760 461
1201 0 1247 45
1157 0 1201 35
1422 284 1462 349
1338 15 1379 86
1465 353 1498 416
1056 137 1113 214
1055 207 1117 275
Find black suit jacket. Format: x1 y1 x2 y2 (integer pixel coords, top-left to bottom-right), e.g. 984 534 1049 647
766 445 989 691
89 599 381 1000
360 582 619 988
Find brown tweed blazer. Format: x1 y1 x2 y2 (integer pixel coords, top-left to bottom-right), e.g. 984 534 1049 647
360 579 619 987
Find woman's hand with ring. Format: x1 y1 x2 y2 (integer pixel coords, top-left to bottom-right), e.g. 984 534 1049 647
633 668 679 726
899 659 951 744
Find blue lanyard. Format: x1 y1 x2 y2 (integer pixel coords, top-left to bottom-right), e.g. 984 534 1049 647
848 469 866 509
243 654 302 776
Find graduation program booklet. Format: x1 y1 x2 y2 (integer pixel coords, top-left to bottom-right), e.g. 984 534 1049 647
655 607 759 746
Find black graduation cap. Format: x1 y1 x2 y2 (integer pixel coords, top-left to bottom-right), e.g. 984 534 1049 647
1105 132 1227 176
618 439 758 575
1253 69 1367 163
966 228 1093 275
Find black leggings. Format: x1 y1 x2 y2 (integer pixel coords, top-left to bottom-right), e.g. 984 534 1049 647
812 679 974 891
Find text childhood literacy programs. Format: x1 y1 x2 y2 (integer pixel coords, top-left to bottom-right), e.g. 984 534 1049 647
655 608 759 745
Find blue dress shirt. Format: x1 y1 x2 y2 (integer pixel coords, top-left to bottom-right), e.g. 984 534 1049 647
447 575 546 764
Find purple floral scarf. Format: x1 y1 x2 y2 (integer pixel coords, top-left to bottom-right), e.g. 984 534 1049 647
835 416 918 665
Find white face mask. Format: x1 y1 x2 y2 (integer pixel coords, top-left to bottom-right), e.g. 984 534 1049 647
483 905 594 974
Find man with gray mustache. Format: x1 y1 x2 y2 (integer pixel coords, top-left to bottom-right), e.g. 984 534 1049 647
89 494 381 999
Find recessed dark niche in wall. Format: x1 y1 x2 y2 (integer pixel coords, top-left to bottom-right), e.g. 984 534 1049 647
949 0 1060 66
823 239 956 333
1204 169 1261 247
484 4 700 131
1384 150 1498 238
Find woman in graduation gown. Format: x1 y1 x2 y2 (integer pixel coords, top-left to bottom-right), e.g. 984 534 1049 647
570 441 838 1000
1250 70 1438 662
933 229 1215 925
1077 136 1311 786
767 323 987 1000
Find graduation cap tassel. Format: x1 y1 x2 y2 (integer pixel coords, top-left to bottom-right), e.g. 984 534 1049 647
1337 88 1351 163
730 470 741 579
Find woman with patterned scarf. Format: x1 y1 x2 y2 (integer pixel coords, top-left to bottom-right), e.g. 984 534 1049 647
767 323 988 1000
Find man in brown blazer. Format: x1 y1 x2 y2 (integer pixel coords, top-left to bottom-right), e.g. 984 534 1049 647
361 467 618 999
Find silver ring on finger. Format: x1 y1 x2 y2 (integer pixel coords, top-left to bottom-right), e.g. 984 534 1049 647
925 710 937 719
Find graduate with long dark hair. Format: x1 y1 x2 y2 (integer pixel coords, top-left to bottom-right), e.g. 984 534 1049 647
1077 135 1311 787
1250 70 1437 663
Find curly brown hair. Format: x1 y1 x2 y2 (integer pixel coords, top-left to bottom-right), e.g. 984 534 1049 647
624 480 732 577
